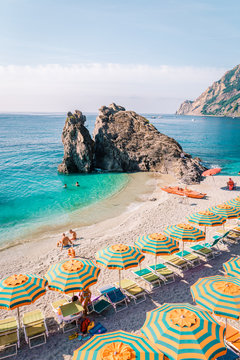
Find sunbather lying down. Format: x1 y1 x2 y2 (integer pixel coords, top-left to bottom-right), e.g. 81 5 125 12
57 233 73 250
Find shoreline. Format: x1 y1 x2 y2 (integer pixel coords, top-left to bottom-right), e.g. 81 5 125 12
0 172 173 254
0 175 240 360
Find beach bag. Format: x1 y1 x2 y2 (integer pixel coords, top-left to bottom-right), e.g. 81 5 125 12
87 321 95 332
80 318 91 334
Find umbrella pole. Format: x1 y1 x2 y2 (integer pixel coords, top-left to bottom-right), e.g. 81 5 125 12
182 241 184 255
155 255 157 271
119 270 121 288
204 226 207 244
17 308 20 329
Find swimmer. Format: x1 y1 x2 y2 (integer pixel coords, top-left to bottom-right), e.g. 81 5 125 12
69 229 77 241
57 233 73 251
76 182 80 187
63 184 67 188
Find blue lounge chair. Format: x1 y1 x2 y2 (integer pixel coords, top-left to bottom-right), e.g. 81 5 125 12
99 285 128 313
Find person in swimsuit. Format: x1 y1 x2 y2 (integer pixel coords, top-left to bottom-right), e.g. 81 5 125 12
57 233 73 251
76 182 80 187
69 229 77 241
79 288 92 315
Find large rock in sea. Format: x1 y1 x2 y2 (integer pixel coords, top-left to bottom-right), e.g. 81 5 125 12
93 103 205 183
58 110 94 173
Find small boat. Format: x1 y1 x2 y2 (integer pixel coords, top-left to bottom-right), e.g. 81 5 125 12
161 186 206 199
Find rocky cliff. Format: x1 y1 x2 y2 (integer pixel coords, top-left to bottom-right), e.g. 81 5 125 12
58 110 94 174
176 64 240 116
93 103 205 183
58 105 205 183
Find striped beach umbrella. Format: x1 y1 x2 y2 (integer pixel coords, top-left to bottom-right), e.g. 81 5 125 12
225 196 240 209
187 211 226 231
135 233 179 268
73 330 164 360
0 274 47 326
208 204 240 219
164 223 205 251
223 257 240 278
95 244 144 286
191 275 240 320
45 258 100 294
141 303 226 360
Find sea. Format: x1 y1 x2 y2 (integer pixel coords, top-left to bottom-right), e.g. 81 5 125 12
0 113 240 248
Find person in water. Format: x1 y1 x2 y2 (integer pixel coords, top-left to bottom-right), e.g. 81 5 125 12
76 182 79 187
69 229 77 241
63 184 67 188
57 233 73 250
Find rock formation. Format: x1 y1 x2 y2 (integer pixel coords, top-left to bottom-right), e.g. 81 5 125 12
58 110 94 174
176 64 240 117
93 103 205 183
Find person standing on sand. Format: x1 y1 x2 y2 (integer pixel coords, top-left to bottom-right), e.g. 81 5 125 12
69 229 77 241
57 233 73 250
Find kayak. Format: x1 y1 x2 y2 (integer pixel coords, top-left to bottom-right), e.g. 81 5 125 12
161 187 206 199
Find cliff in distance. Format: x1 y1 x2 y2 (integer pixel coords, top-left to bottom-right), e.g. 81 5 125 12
58 104 205 184
177 64 240 117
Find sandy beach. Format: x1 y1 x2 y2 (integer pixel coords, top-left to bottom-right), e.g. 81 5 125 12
1 174 240 360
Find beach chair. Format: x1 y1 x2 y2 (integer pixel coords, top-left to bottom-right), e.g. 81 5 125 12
161 254 189 271
87 295 111 315
99 285 128 313
22 310 48 349
175 250 201 267
52 299 83 333
205 235 223 254
0 317 20 359
217 347 239 360
148 263 175 284
191 244 215 259
219 321 240 357
115 279 148 304
132 268 163 289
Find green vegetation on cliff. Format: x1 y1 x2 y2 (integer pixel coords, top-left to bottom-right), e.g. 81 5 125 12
176 64 240 117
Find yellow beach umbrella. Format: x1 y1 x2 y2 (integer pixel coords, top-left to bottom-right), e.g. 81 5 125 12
135 233 179 269
164 223 205 252
225 196 240 209
141 303 226 360
95 244 144 287
223 257 240 278
187 210 226 236
45 258 100 294
191 275 240 320
73 330 164 360
209 204 240 220
0 274 47 326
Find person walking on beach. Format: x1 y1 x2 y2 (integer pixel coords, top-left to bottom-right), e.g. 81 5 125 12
69 229 77 241
57 233 73 250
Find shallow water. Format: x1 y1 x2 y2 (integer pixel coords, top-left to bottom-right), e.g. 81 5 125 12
0 112 239 246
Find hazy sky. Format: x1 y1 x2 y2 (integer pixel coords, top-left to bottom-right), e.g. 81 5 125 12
0 0 239 113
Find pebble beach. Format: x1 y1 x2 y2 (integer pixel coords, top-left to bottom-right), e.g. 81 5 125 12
0 174 240 359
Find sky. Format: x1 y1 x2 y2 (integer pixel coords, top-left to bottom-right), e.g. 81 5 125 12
0 0 240 113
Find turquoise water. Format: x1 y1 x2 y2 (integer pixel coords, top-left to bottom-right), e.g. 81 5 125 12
147 114 240 175
0 113 128 246
0 113 240 247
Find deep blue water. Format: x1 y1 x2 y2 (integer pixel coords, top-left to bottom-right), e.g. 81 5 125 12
0 113 240 246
